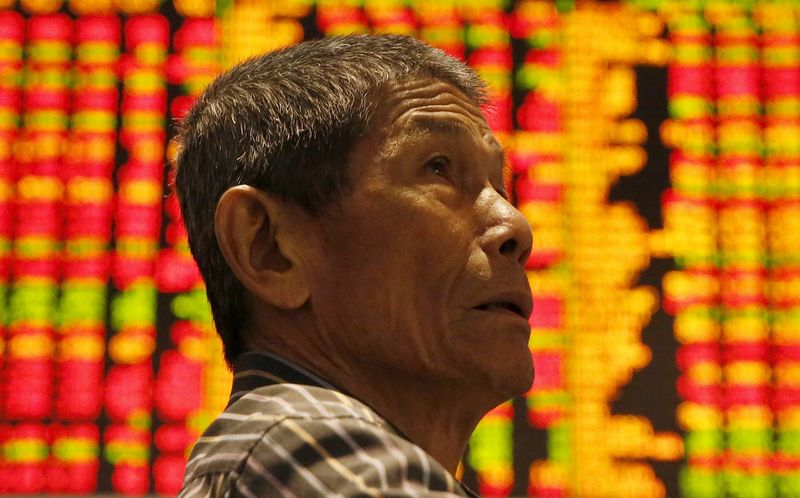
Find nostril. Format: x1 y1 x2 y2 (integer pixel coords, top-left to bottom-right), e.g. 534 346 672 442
499 238 517 256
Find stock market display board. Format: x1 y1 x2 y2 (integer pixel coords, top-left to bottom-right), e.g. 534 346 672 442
0 1 798 497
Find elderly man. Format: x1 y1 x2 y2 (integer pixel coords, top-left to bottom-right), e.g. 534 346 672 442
176 34 533 497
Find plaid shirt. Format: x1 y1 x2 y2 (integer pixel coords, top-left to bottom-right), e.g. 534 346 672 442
179 351 481 497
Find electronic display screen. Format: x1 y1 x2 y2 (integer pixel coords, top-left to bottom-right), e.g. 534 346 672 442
0 1 798 497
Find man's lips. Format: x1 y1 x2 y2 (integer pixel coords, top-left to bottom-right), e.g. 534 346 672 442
471 291 533 321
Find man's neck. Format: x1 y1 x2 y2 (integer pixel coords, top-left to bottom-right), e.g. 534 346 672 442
331 364 488 475
245 333 498 475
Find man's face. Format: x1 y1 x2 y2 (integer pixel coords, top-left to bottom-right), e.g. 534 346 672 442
301 78 534 398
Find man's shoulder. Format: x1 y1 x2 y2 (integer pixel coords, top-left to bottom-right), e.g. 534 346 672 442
180 384 469 497
184 383 392 476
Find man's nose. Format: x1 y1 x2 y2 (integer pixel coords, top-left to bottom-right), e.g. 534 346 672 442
480 189 533 266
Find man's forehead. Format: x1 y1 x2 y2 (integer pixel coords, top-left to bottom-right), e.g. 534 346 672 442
375 78 502 152
380 79 484 123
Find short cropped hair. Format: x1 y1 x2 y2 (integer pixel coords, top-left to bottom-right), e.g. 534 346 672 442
174 34 486 365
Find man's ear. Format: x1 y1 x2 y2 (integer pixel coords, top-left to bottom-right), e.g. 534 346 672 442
214 185 310 310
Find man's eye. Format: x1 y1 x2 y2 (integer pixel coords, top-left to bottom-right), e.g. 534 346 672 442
425 157 450 177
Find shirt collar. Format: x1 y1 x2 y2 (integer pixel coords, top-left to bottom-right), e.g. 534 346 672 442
228 350 339 406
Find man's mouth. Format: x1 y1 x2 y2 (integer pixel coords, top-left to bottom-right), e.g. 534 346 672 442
474 301 525 318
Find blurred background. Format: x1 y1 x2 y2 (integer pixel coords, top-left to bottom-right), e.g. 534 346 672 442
0 0 797 496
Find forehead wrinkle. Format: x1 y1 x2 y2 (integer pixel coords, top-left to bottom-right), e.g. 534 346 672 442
385 98 491 141
390 78 474 103
409 93 485 124
384 95 484 127
384 81 486 123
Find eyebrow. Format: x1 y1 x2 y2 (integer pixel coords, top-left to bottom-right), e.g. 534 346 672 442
410 115 471 135
409 115 507 159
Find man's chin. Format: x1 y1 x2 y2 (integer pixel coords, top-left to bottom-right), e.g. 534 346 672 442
480 352 535 400
500 364 535 399
449 326 534 399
